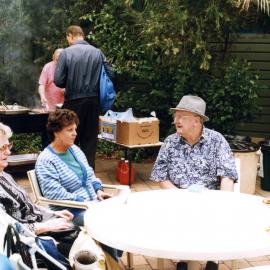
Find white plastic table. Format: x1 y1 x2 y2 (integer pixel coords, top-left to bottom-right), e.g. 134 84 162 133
84 189 270 270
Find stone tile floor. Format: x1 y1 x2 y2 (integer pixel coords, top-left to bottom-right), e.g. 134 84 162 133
13 158 270 270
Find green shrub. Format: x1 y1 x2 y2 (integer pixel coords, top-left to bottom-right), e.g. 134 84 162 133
172 58 261 134
96 141 124 159
11 133 41 154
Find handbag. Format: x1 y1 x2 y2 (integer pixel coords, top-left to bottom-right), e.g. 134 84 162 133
69 229 123 270
73 250 100 270
36 237 71 270
69 228 106 270
42 226 80 244
99 65 116 113
39 225 80 262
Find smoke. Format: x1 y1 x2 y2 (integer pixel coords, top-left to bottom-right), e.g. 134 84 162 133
0 0 89 107
0 0 39 107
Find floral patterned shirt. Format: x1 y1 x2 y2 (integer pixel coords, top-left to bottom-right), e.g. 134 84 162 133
150 127 238 190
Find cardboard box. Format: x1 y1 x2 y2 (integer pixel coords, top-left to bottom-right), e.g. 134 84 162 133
99 116 117 141
116 118 159 145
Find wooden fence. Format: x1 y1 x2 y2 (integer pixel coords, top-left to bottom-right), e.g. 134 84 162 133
210 33 270 139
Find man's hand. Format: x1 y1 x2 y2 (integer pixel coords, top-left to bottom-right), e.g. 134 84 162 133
160 180 178 189
220 177 234 191
97 189 112 201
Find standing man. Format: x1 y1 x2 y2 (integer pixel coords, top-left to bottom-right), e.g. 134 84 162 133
150 95 238 270
54 25 114 169
38 48 64 110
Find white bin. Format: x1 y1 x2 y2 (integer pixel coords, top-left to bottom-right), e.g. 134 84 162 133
232 142 260 194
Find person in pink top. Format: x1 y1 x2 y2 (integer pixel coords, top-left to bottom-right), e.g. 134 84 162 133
38 49 65 109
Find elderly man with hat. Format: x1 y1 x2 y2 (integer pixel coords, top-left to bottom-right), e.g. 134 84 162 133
150 95 238 270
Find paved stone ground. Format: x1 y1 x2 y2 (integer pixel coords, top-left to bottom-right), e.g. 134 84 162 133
13 158 270 270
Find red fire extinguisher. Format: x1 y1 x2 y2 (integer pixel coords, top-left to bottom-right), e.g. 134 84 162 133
116 158 125 182
118 160 134 185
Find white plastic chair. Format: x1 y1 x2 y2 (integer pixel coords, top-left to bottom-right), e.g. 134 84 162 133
27 169 133 269
27 169 130 209
0 208 66 270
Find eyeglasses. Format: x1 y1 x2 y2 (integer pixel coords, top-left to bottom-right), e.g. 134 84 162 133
0 143 12 152
173 115 196 123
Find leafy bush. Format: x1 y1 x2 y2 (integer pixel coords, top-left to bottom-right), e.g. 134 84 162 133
96 141 123 158
206 59 261 133
83 0 261 139
96 138 160 161
172 58 261 134
11 133 41 154
0 0 264 158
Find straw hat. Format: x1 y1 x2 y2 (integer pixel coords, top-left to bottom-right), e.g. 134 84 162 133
170 95 209 122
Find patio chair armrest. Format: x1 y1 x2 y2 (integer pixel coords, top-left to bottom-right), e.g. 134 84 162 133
103 184 130 199
37 197 89 209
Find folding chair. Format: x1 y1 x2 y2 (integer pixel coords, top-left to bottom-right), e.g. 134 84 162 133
1 208 68 270
9 229 68 270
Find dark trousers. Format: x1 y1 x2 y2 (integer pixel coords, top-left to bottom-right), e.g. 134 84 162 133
62 97 100 170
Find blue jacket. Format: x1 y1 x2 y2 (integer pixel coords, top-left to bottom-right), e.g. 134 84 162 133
35 145 102 204
54 40 113 101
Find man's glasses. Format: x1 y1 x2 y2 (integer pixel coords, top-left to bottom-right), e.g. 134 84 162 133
173 115 196 123
0 143 12 152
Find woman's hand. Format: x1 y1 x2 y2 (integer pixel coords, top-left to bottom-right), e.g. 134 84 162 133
97 189 112 201
54 209 74 221
34 218 72 235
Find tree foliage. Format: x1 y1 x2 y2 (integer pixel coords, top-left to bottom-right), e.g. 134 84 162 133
0 0 38 105
0 0 266 141
82 0 262 136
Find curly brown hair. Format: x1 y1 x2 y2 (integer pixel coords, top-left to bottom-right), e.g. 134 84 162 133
47 109 79 141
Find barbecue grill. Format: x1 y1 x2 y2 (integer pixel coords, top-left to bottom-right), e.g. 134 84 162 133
0 104 29 114
0 105 49 167
8 153 38 166
0 105 49 133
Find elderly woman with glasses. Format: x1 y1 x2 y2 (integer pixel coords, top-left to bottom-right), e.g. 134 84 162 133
0 122 75 266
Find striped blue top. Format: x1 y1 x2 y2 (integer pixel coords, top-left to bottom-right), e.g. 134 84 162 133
35 145 102 204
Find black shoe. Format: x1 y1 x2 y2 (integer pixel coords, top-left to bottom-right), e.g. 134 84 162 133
205 261 218 270
176 262 188 270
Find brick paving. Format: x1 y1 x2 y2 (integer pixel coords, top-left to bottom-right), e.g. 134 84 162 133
14 158 270 270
